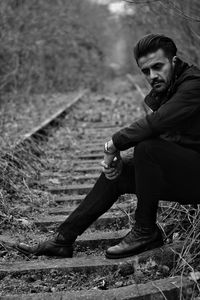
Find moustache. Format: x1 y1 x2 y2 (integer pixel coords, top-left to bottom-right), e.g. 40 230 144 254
151 80 164 86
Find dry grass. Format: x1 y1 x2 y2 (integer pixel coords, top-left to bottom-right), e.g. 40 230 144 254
157 202 200 298
0 139 51 229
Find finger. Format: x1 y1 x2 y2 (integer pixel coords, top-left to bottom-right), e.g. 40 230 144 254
106 170 119 178
105 173 118 180
104 154 115 167
109 170 118 177
103 167 116 174
100 160 108 169
103 169 116 177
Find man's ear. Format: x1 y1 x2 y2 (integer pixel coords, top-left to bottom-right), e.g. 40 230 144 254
172 56 177 67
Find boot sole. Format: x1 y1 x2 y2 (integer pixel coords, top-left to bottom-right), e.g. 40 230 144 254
14 245 35 257
15 244 73 258
105 240 164 259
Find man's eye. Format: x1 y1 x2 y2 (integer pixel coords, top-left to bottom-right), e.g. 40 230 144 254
153 64 163 70
142 69 149 75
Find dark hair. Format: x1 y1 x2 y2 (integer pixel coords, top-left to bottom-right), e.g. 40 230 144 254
134 34 177 64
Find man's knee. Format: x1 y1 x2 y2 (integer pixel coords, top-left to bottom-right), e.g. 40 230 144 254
134 138 163 162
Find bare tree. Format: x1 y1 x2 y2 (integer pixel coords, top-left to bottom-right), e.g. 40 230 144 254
123 0 200 65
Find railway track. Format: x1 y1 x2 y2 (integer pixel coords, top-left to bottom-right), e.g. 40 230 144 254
0 79 195 299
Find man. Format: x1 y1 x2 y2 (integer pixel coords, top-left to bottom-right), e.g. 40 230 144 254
16 33 200 259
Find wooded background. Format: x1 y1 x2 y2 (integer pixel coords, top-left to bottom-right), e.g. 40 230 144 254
123 0 200 73
0 0 199 101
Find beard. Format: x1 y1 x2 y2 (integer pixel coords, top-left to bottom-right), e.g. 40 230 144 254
152 63 175 94
152 81 168 94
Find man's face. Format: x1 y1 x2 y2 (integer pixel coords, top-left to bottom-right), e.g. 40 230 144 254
138 49 175 93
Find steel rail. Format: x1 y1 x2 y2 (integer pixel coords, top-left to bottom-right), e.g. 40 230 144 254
14 89 88 148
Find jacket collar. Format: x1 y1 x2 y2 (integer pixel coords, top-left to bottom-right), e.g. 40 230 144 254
144 58 189 111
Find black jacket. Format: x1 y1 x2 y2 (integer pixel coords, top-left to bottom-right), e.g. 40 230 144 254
112 58 200 152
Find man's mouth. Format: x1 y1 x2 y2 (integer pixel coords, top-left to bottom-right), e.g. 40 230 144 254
152 81 164 88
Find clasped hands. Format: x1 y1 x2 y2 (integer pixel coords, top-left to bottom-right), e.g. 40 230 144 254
100 140 122 180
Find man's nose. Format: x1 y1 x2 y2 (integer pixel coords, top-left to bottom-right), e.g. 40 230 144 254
149 69 158 80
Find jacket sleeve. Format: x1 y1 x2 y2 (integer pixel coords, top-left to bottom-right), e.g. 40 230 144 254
112 79 200 151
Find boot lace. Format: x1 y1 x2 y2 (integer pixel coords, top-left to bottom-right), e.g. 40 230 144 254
123 225 155 244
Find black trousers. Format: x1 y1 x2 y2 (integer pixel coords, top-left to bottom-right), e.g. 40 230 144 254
58 138 200 241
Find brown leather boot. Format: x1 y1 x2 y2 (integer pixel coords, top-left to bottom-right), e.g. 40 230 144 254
15 234 73 258
106 224 163 259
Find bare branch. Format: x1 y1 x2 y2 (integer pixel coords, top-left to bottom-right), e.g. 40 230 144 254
165 0 200 22
188 25 200 41
124 0 160 3
124 0 200 22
